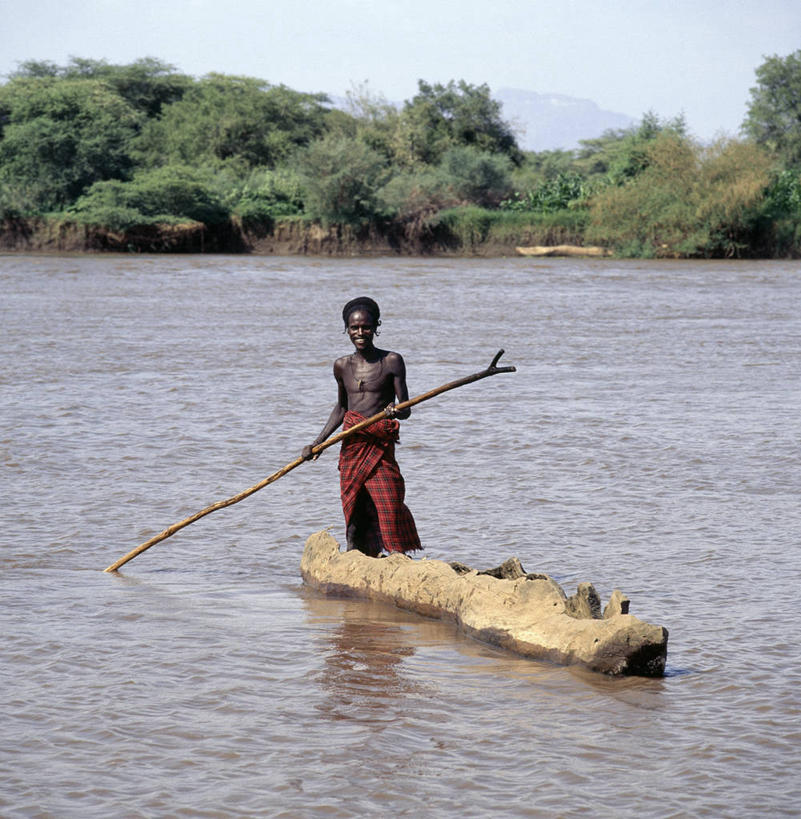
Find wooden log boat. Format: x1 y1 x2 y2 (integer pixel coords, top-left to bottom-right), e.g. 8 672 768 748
515 244 611 257
300 531 668 677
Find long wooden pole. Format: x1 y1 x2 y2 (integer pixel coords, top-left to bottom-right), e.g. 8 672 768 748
103 350 515 572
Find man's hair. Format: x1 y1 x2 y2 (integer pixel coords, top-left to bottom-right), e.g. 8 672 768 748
342 297 381 326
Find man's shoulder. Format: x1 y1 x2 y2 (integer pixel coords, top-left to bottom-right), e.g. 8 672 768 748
380 349 406 373
333 354 352 372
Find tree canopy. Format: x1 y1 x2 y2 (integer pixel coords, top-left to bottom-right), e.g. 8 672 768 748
743 49 801 169
0 76 142 210
0 56 798 257
134 74 329 169
10 57 192 117
399 80 521 166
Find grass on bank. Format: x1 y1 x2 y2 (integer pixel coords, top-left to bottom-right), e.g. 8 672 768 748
427 206 590 250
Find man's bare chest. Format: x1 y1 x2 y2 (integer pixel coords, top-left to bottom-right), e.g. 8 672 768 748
347 355 392 394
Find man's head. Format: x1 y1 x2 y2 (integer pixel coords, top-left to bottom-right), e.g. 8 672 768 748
342 297 380 328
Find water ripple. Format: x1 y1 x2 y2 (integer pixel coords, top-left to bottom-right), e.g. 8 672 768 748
1 256 800 817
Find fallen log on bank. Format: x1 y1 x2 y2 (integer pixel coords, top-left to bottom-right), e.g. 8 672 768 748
516 244 611 257
300 531 668 677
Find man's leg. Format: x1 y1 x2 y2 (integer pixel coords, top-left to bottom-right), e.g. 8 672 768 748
346 491 382 557
363 461 421 554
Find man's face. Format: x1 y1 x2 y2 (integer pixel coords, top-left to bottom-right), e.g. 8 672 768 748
347 310 376 350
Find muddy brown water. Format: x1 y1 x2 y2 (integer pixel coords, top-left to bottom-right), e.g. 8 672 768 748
2 254 800 817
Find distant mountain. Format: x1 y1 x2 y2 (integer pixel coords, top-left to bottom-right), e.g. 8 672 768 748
495 87 635 152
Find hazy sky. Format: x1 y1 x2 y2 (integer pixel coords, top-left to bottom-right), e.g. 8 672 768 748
2 0 799 141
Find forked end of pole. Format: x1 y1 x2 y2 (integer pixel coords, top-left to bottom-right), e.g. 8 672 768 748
488 349 516 374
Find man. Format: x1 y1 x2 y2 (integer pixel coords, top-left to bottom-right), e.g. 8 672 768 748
302 297 421 557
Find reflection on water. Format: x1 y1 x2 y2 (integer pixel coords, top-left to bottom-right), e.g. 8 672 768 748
303 587 669 707
307 598 422 724
2 254 800 817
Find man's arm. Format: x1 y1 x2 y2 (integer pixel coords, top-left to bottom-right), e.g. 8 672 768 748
301 362 348 460
387 352 411 420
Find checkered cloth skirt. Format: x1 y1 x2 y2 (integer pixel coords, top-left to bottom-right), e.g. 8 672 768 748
339 410 422 554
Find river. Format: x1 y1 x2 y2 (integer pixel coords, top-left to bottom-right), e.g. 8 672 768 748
2 254 799 817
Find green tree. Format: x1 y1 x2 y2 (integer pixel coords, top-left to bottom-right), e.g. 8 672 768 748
396 80 521 166
341 83 401 161
575 111 687 183
135 74 328 168
11 57 192 118
743 49 801 168
296 134 390 225
0 76 141 211
8 59 61 78
63 57 191 118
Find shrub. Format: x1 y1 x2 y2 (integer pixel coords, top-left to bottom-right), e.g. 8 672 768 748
756 170 801 255
295 134 390 226
378 170 455 220
426 205 589 250
586 134 699 255
69 165 229 230
694 139 773 256
428 206 493 248
586 133 772 257
500 172 590 213
0 181 45 219
232 167 306 222
436 146 512 206
762 169 801 218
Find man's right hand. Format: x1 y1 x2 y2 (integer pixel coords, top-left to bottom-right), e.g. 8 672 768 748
301 444 317 461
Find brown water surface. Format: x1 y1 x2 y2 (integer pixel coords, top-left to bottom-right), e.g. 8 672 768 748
2 255 800 817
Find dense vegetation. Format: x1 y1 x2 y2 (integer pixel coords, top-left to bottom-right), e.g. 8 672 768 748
2 53 800 256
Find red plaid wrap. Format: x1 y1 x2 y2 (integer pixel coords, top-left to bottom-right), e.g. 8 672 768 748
339 410 422 554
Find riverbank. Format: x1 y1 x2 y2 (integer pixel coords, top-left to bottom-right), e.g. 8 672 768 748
0 214 596 257
2 214 798 257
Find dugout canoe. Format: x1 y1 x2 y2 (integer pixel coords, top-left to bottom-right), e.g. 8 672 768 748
300 531 668 677
515 244 611 257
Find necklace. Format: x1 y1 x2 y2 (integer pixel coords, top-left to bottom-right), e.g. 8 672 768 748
351 354 383 393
